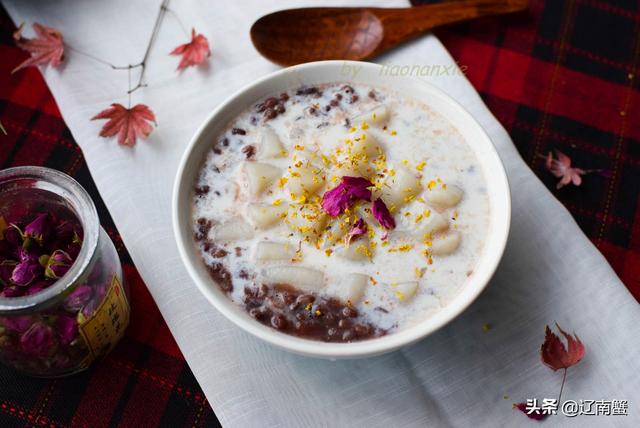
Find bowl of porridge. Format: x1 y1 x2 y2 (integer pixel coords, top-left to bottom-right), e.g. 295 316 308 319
173 61 510 359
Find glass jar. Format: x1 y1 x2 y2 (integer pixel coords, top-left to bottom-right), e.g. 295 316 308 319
0 166 129 377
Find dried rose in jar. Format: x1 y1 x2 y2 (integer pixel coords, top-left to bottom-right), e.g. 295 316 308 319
0 166 129 377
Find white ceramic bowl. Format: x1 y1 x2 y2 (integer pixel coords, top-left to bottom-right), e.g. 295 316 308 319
173 61 510 359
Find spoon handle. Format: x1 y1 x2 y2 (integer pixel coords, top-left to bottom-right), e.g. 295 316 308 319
374 0 528 54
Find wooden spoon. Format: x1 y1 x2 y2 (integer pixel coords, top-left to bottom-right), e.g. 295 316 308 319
251 0 528 66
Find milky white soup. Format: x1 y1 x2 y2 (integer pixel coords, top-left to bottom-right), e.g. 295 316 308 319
192 83 490 342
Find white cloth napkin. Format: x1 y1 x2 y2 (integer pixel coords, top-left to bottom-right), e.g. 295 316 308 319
3 0 639 426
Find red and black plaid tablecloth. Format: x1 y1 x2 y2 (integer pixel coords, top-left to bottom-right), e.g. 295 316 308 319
1 0 638 426
413 0 640 301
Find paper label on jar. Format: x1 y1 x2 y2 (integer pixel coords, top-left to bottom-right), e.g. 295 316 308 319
78 275 130 361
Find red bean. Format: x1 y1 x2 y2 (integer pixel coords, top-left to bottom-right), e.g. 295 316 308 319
263 108 277 120
242 145 256 159
338 319 351 329
271 314 288 330
195 185 210 196
211 247 228 258
354 324 370 337
235 282 384 342
342 307 358 318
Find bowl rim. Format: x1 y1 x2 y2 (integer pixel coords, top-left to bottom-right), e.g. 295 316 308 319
172 60 511 359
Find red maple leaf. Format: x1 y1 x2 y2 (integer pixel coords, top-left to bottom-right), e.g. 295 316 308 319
170 28 210 70
541 323 585 371
515 324 585 421
91 104 156 146
545 150 586 189
12 22 65 73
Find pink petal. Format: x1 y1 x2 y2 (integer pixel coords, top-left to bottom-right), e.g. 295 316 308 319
372 198 396 230
322 183 350 216
345 218 368 245
321 176 373 217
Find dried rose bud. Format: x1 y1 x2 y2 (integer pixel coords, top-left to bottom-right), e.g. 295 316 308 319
80 298 99 319
1 286 24 298
63 285 92 312
24 213 52 245
44 249 73 279
0 315 34 333
8 248 43 286
25 281 48 296
10 259 42 286
372 198 396 230
55 315 78 345
20 322 55 358
0 213 83 299
79 282 108 318
19 247 36 262
94 282 108 301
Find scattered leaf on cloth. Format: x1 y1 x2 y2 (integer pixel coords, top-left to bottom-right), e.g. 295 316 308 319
170 28 211 70
13 23 65 73
91 103 156 146
513 403 548 421
541 323 585 371
545 150 587 189
515 323 586 421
